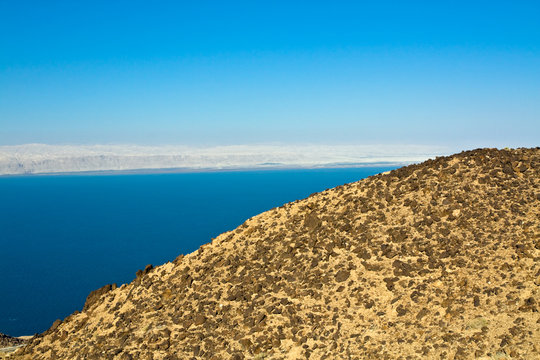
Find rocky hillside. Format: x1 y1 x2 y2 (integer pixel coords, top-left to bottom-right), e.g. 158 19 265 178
0 334 26 359
11 148 540 359
0 334 25 349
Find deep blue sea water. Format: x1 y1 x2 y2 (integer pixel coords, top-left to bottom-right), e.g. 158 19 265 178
0 167 395 336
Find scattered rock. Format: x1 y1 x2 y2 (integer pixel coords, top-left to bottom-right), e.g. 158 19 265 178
335 270 350 282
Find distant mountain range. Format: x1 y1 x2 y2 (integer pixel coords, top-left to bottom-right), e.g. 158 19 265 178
0 144 449 175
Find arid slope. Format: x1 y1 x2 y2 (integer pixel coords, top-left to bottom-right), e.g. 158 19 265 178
12 148 540 359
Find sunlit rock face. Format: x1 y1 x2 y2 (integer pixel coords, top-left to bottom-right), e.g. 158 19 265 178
12 148 540 359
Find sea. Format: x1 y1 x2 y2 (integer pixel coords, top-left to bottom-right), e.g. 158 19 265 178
0 166 395 336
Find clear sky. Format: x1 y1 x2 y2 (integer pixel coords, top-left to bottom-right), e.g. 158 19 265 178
0 1 539 148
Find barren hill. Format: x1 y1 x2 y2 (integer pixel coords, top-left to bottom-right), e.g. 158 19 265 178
11 148 540 359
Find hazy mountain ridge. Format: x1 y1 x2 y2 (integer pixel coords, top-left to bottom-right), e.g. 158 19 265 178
0 144 449 175
8 148 540 359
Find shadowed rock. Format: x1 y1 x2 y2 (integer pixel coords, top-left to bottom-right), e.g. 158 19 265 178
83 283 117 311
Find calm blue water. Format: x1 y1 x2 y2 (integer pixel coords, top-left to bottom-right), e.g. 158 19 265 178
0 167 394 336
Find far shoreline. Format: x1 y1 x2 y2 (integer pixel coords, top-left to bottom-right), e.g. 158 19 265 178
0 162 408 178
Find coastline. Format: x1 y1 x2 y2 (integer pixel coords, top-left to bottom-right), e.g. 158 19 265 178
0 164 399 337
0 162 409 178
0 143 450 177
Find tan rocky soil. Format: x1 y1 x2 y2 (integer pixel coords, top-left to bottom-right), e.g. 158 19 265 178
0 334 27 359
0 334 25 349
10 148 540 359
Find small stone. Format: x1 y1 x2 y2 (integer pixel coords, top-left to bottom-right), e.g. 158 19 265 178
396 305 407 316
194 315 206 325
335 270 350 282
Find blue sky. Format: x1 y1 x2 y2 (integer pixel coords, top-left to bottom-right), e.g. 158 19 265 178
0 1 539 148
